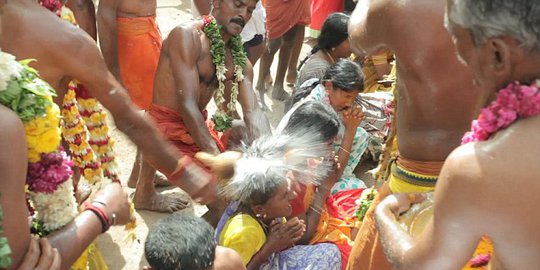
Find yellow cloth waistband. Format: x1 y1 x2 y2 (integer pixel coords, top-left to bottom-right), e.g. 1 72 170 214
388 161 438 193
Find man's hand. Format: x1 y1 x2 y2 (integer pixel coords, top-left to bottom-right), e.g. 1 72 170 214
195 151 242 182
380 193 427 218
17 237 61 270
90 183 132 225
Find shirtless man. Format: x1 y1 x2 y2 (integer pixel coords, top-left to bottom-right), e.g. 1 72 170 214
375 1 540 269
135 0 268 219
97 0 160 109
0 0 216 204
66 0 97 40
97 0 166 195
346 0 484 269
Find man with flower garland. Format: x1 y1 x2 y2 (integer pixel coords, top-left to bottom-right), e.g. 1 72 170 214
346 0 486 269
374 0 540 269
0 0 218 205
134 0 269 219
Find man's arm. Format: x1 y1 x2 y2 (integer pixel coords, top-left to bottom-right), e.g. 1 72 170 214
0 106 32 269
97 0 121 80
375 149 485 270
237 61 271 136
169 26 221 154
66 0 97 40
55 27 220 203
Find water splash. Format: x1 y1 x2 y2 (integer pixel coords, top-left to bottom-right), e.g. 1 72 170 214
221 125 336 204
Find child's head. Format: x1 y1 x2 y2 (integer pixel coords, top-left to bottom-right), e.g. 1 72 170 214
145 213 245 270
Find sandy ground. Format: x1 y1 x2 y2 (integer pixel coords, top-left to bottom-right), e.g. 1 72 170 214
95 1 305 268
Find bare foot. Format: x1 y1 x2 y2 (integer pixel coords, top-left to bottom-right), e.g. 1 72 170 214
133 191 192 213
286 70 297 86
153 173 171 187
271 84 290 101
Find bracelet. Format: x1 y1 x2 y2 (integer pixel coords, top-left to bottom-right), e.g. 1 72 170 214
92 200 116 226
309 205 323 215
339 146 351 155
84 204 110 233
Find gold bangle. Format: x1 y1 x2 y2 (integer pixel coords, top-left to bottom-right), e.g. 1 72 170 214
339 146 351 155
309 205 323 215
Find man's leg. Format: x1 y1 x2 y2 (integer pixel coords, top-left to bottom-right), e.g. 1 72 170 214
127 149 141 188
133 158 192 212
272 26 301 101
286 24 305 85
257 38 282 110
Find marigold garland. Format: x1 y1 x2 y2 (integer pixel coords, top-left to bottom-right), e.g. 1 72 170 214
61 85 103 184
0 52 78 234
202 15 247 131
75 84 120 182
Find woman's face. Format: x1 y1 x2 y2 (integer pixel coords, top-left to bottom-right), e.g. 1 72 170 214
334 39 352 59
262 180 297 219
327 87 361 112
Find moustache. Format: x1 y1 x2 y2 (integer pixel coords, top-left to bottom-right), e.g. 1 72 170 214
230 17 246 28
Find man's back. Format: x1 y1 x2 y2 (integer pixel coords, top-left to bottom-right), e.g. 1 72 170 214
350 0 484 161
445 115 540 270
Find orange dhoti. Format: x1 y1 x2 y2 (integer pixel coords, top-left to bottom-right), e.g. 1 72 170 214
347 157 442 270
347 157 494 269
117 16 162 110
263 0 310 40
148 104 225 166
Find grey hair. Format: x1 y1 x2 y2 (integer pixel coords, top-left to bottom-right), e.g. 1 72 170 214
448 0 540 52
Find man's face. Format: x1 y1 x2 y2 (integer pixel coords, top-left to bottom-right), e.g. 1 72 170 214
216 0 257 36
445 1 496 91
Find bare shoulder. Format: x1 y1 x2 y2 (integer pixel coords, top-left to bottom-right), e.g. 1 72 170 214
166 21 204 60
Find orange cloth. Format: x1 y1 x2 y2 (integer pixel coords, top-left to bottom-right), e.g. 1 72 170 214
291 183 364 270
148 104 225 166
347 183 393 270
117 16 162 110
264 0 310 40
310 189 364 270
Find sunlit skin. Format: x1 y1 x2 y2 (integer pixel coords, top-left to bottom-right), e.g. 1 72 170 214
348 0 485 162
374 1 540 269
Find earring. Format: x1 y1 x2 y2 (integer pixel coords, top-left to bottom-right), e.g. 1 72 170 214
256 213 261 218
331 47 336 51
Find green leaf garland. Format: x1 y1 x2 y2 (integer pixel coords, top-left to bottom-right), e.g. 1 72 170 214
202 16 247 131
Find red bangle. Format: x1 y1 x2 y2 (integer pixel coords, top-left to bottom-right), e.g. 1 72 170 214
85 204 110 233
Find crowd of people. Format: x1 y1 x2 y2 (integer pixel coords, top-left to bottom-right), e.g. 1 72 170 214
0 0 539 269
